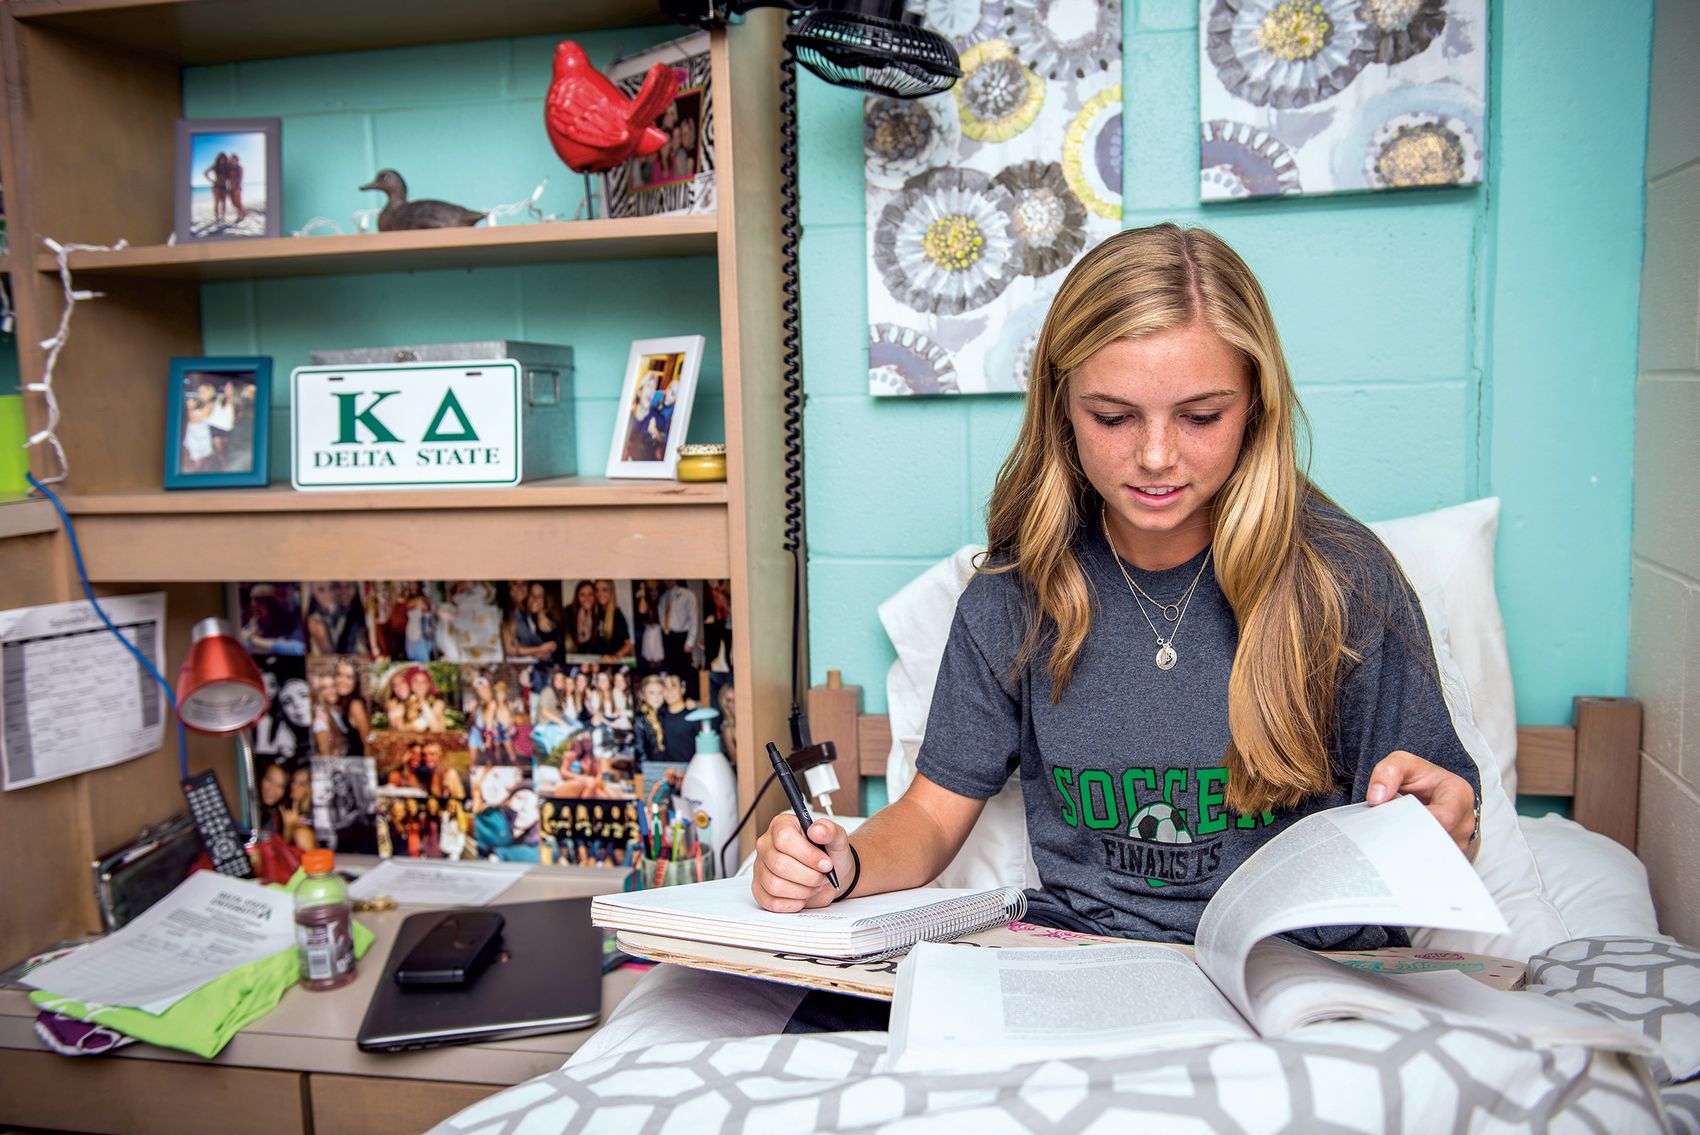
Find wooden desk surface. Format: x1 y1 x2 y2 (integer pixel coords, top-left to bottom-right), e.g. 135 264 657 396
0 861 646 1087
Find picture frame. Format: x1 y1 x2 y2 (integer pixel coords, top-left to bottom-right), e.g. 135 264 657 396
164 356 272 489
602 30 715 220
173 117 282 243
605 335 705 480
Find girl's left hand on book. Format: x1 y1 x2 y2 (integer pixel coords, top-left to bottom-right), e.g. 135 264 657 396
1365 750 1477 854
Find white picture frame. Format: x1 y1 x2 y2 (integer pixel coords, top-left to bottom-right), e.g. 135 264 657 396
605 335 705 480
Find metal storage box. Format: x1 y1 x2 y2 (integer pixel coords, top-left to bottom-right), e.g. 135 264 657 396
295 340 574 490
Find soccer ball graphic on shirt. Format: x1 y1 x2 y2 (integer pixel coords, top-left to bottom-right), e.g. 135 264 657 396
1128 801 1193 844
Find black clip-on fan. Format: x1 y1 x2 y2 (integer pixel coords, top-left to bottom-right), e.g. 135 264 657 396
662 0 959 869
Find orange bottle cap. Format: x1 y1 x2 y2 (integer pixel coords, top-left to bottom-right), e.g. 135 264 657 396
302 849 335 874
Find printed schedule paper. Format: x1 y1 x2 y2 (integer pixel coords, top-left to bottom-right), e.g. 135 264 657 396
0 593 167 791
347 858 528 907
22 870 297 1014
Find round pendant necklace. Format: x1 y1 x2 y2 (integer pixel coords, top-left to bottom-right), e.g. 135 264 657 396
1101 505 1211 671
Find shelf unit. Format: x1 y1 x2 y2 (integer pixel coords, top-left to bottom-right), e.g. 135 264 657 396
0 2 800 969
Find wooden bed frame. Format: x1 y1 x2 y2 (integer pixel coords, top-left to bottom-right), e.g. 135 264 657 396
806 678 1643 852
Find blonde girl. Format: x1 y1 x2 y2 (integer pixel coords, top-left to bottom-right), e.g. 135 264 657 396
755 225 1479 965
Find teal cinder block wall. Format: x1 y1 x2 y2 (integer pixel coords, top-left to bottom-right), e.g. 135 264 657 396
184 5 1654 814
799 0 1654 765
184 27 725 482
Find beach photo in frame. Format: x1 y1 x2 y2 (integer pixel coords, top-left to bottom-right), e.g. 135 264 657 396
163 356 272 489
605 335 704 480
173 116 282 242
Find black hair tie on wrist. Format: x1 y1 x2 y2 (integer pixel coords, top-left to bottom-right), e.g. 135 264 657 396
830 842 861 904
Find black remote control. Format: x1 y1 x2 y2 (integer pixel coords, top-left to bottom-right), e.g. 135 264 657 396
181 770 254 878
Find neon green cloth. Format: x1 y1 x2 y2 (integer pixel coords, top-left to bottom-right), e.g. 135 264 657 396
28 873 373 1059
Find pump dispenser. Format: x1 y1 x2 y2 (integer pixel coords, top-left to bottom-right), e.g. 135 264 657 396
680 707 736 872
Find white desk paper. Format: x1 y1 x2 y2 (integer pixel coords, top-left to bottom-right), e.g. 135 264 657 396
1 592 168 791
22 871 297 1014
348 858 527 907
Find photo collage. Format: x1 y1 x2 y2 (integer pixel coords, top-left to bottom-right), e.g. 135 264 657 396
239 578 735 870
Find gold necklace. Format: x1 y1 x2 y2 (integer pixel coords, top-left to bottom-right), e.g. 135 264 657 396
1101 506 1211 671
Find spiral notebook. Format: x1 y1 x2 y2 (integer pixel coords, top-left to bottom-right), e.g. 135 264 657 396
589 878 1027 960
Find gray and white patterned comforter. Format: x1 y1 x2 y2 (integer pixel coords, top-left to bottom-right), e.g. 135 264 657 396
433 937 1699 1134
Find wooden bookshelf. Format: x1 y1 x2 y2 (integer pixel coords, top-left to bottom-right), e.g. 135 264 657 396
0 8 799 976
54 480 735 581
9 0 667 64
34 215 721 281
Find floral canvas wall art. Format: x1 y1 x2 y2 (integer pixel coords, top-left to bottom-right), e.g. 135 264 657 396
1199 0 1486 202
866 0 1124 396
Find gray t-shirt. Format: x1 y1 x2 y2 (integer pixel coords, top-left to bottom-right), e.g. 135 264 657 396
915 512 1479 950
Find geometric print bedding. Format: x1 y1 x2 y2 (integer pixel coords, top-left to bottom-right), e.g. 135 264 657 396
1528 936 1700 1085
431 935 1696 1135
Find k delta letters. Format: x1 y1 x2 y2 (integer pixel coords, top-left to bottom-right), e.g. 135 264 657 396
310 389 505 468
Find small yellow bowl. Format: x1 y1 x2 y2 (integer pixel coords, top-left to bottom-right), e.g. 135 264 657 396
676 443 727 482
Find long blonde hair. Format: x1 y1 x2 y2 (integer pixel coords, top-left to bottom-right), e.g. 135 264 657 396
985 223 1369 816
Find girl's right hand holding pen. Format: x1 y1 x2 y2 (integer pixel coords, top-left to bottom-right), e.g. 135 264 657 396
752 813 853 912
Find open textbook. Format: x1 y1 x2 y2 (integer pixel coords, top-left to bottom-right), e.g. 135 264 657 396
884 795 1654 1072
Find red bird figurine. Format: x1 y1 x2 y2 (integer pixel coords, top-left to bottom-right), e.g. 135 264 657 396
544 41 680 174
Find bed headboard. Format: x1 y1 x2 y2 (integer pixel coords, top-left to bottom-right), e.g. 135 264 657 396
807 681 1642 852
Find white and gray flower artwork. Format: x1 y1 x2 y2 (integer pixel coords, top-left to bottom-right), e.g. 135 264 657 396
866 0 1123 395
1199 0 1486 201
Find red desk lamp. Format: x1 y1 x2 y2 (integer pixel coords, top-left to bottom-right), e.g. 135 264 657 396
176 617 268 836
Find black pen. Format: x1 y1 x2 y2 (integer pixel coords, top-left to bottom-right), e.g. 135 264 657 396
767 741 839 889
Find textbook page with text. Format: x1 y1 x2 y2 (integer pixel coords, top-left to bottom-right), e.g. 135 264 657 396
884 797 1651 1072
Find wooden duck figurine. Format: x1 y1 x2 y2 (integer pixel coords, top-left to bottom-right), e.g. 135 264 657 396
359 170 485 231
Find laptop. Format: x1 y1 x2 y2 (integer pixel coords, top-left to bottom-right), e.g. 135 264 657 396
357 897 602 1053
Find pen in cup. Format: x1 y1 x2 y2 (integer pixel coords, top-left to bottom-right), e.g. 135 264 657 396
766 740 839 890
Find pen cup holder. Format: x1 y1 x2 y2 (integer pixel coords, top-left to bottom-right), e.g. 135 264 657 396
626 847 720 891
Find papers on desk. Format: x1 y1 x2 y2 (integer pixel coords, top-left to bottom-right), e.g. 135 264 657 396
21 871 296 1014
1 592 168 791
348 858 527 908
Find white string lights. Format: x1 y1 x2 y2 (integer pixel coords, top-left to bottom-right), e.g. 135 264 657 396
25 236 127 485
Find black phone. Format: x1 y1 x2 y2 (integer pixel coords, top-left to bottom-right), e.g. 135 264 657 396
393 911 505 986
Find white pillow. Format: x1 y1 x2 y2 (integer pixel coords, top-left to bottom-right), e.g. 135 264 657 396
1368 498 1519 796
878 544 1033 891
1406 588 1570 962
1517 813 1664 941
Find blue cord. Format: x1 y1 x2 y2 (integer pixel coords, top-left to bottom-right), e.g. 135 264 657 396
26 472 190 780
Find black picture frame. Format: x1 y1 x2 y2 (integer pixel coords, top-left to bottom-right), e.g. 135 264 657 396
173 117 283 243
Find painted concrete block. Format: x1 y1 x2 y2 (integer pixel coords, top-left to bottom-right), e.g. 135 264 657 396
519 257 723 411
1124 30 1199 215
1639 167 1700 374
807 557 949 713
798 79 865 228
273 113 375 236
1300 381 1470 519
1638 755 1700 945
805 397 969 559
799 224 873 397
965 398 1026 528
199 282 258 357
1647 0 1700 178
1138 0 1200 31
235 41 511 116
373 102 571 223
182 65 237 115
1628 560 1688 769
1632 376 1700 580
1207 205 1477 385
507 27 684 97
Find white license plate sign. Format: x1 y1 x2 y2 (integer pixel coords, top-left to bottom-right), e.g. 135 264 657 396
292 361 522 490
